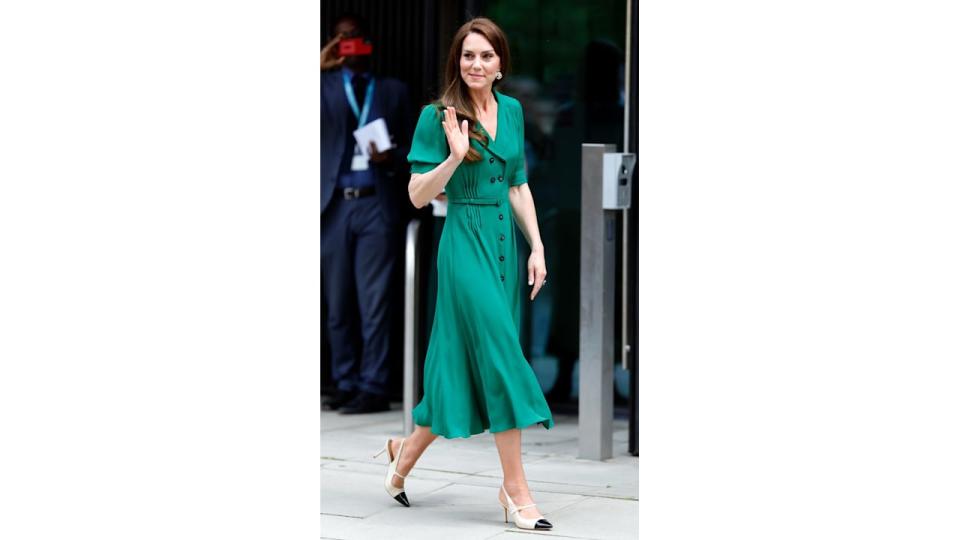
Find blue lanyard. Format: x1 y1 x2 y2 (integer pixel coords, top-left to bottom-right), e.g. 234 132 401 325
342 70 375 127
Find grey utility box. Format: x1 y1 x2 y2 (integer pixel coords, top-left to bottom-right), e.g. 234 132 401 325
601 152 636 210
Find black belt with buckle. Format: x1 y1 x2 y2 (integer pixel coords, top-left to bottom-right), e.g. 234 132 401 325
338 186 376 200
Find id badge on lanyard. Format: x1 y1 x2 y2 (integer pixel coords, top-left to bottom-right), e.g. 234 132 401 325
351 146 369 171
344 71 375 171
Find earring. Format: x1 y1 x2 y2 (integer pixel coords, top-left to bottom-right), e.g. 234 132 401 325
495 71 503 80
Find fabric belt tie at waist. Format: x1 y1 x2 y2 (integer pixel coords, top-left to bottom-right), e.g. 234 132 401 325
447 197 500 206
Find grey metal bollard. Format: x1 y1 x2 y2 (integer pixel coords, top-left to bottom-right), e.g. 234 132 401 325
579 144 637 460
579 143 617 460
403 219 421 436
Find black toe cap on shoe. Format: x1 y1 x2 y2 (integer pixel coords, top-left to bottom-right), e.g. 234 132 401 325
394 492 410 507
535 519 552 529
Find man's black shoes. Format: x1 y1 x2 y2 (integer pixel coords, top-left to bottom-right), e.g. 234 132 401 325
338 391 391 414
322 389 354 411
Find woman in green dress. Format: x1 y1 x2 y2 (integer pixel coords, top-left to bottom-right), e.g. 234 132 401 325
371 17 555 531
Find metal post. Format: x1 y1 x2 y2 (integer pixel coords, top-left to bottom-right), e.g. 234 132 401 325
627 0 640 458
403 219 422 436
621 0 632 372
579 143 617 460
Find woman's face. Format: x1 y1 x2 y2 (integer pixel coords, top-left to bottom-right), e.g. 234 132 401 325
459 32 500 93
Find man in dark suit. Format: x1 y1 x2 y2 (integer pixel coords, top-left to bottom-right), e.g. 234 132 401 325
321 13 413 414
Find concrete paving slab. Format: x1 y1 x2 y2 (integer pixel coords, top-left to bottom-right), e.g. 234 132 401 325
322 429 552 475
411 444 558 476
363 483 584 535
483 531 605 540
518 496 638 540
320 407 638 540
574 484 640 500
333 465 621 499
488 454 639 492
322 457 476 484
321 408 399 432
403 471 631 499
484 532 604 540
321 510 504 540
321 430 407 460
321 468 452 519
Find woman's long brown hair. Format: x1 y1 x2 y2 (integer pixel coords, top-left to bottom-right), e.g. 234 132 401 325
430 17 511 163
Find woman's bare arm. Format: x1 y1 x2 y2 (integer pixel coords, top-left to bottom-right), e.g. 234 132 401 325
408 106 470 209
408 155 462 208
508 183 547 299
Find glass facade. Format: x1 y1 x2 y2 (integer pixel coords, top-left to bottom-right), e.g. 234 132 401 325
478 0 627 409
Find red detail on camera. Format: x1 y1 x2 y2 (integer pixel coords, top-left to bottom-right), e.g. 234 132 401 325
338 38 373 56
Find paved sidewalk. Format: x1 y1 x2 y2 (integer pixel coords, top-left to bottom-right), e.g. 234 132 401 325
321 407 638 540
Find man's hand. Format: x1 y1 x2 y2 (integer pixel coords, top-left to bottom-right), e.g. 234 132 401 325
368 141 391 164
321 34 346 71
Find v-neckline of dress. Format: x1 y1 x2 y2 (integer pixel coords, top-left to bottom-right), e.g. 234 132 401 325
477 90 501 144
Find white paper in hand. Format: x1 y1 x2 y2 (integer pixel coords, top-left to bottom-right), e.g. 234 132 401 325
353 118 394 157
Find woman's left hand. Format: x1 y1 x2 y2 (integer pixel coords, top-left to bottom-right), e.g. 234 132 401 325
527 249 547 300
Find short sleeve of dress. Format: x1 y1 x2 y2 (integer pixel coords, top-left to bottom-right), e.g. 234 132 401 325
509 101 529 187
407 105 450 174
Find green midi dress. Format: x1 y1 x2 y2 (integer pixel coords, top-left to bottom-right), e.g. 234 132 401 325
407 90 555 439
